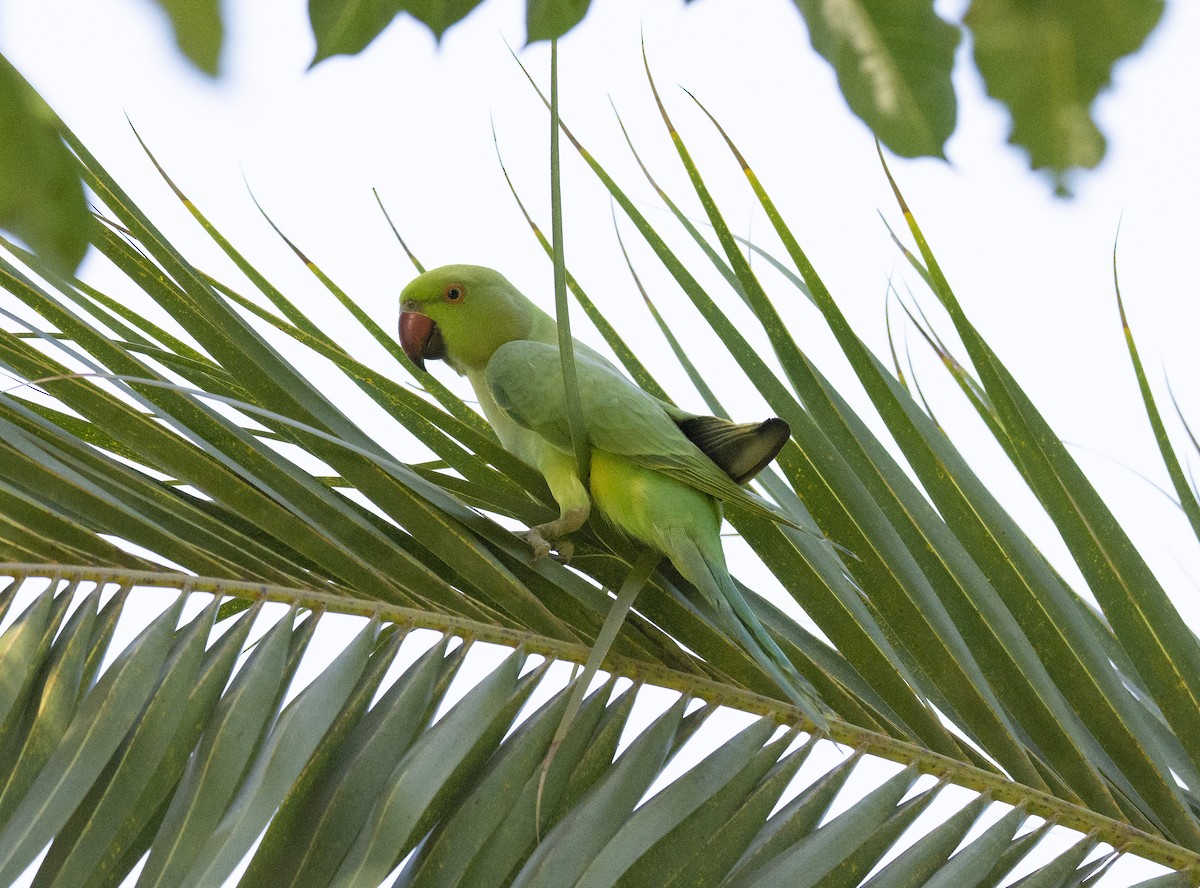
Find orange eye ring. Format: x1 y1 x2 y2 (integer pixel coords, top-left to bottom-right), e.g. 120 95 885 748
443 283 466 303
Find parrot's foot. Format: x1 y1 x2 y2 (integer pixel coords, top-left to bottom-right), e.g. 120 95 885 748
519 529 575 563
520 528 554 561
520 508 588 563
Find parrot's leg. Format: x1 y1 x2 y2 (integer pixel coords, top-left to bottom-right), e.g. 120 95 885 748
524 453 591 561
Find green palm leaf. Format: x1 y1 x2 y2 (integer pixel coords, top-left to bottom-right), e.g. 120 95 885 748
1 62 1199 885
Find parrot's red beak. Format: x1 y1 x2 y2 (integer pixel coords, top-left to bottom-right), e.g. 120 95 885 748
399 311 445 371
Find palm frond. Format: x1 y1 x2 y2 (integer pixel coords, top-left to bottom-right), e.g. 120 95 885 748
0 569 1190 887
0 67 1198 884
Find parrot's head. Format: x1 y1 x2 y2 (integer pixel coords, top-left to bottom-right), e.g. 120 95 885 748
399 264 535 374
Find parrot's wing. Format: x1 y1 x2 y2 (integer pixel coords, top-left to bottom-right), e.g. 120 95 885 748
485 340 797 527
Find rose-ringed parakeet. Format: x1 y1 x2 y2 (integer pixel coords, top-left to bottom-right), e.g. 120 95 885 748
399 264 826 718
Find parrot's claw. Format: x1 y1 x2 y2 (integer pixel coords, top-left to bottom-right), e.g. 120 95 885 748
520 528 553 561
519 529 575 563
521 508 588 563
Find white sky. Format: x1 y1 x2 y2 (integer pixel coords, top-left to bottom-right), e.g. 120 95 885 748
2 0 1199 883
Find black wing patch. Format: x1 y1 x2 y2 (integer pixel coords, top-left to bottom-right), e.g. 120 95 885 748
676 415 790 485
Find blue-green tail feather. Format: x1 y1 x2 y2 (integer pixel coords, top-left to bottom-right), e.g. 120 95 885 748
666 530 829 729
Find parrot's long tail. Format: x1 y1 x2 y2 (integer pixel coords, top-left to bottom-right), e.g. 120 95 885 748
666 531 829 729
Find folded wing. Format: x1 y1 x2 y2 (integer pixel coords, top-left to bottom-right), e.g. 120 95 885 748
484 340 795 527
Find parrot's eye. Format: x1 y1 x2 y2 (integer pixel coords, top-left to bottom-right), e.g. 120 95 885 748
443 284 465 303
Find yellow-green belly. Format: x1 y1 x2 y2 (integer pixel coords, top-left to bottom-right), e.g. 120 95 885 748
588 449 721 555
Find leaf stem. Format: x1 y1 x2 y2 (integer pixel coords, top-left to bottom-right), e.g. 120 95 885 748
534 547 660 835
549 39 590 488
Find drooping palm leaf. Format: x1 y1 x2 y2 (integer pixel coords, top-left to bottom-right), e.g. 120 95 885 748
0 568 1190 887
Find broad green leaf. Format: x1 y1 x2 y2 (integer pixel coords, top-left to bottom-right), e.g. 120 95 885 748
0 57 89 276
403 0 487 40
791 0 959 157
309 0 404 64
526 0 592 43
965 0 1163 190
151 0 223 75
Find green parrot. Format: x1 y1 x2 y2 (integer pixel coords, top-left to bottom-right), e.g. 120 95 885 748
399 264 826 718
